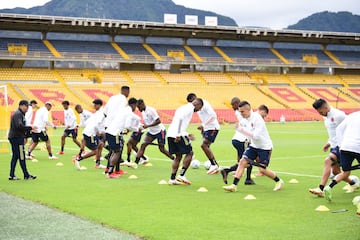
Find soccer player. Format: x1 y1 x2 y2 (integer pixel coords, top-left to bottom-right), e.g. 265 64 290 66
75 104 92 127
104 97 135 178
8 100 37 180
73 99 106 170
59 100 81 154
24 100 38 151
309 99 354 197
192 97 220 174
134 99 174 165
167 94 196 185
220 97 255 185
223 101 284 192
27 102 58 160
323 111 360 201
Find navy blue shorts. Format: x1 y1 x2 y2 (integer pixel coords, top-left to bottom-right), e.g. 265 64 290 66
340 150 360 172
83 134 99 150
203 130 219 143
146 130 166 145
64 128 78 138
329 146 340 162
168 136 192 155
232 139 246 158
243 146 272 167
106 133 124 151
31 131 49 143
131 131 143 142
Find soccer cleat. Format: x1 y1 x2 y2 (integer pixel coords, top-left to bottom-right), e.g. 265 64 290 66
346 182 360 193
58 151 64 155
25 155 33 160
24 175 37 180
273 179 284 191
8 176 21 181
220 169 228 184
120 161 138 169
95 164 106 169
114 169 128 175
105 173 120 179
49 155 58 160
176 175 191 185
139 158 149 165
168 179 183 185
244 179 256 185
74 160 81 170
324 186 332 202
309 187 324 197
207 164 219 174
223 184 237 192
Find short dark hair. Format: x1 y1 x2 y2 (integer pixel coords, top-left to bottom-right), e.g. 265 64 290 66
92 99 103 105
19 100 29 107
30 100 37 105
75 104 81 110
128 97 137 105
312 99 327 110
186 93 197 102
121 86 130 91
137 99 144 105
195 98 204 106
239 100 250 108
62 100 70 106
258 104 269 114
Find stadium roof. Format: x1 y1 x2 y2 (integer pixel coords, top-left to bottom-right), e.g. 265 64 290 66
0 13 360 45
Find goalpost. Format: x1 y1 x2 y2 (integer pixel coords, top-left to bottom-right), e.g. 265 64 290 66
0 85 10 153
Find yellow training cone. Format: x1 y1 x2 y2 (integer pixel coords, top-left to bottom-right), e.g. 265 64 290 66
31 159 38 163
244 194 256 200
80 166 87 170
56 162 64 166
128 175 138 179
289 179 299 184
315 205 330 211
197 187 208 192
158 180 168 185
143 162 153 167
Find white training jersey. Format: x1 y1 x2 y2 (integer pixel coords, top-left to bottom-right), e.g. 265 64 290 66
105 106 131 136
197 100 220 131
79 109 93 127
336 111 360 154
25 106 34 126
32 106 54 133
63 108 77 130
125 111 142 132
141 106 165 135
232 110 248 142
243 110 273 150
324 107 346 148
83 109 105 137
167 103 194 138
103 94 127 127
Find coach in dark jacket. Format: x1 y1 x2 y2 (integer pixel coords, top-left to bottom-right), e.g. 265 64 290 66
8 100 37 180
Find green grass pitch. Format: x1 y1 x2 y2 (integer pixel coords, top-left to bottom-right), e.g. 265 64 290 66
0 122 359 240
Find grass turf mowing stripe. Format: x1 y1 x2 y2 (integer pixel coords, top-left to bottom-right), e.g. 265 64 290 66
0 192 142 240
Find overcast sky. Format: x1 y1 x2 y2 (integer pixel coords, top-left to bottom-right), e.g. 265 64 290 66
0 0 359 29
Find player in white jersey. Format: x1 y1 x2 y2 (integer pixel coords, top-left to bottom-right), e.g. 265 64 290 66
309 99 354 197
323 111 360 201
134 99 174 165
167 94 195 185
27 102 58 159
220 97 255 185
223 101 283 192
24 100 38 151
103 86 129 128
75 104 93 127
192 97 220 174
59 101 81 155
104 98 135 178
73 99 106 170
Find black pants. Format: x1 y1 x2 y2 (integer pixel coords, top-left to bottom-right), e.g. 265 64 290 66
9 137 29 178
